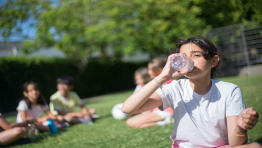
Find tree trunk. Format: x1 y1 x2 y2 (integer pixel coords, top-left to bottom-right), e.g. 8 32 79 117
74 53 90 79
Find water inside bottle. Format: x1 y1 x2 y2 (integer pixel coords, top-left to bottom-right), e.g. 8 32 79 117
173 57 185 68
170 55 194 72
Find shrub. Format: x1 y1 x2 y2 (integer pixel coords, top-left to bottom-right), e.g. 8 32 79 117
0 57 147 113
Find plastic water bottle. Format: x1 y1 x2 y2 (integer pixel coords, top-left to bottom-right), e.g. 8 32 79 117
170 54 194 72
47 120 59 133
26 125 38 140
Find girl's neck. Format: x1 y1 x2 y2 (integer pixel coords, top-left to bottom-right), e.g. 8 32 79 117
29 99 38 105
189 76 212 95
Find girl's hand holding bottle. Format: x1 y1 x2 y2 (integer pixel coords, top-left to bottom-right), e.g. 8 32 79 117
27 117 37 124
157 54 193 84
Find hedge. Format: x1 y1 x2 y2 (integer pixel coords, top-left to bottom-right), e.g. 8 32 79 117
0 57 147 113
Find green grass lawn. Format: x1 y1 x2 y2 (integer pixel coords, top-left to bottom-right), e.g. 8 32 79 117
4 75 262 148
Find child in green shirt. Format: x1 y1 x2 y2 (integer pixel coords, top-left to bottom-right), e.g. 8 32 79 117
50 76 97 125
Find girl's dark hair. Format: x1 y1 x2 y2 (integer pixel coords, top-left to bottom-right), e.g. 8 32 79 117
173 37 220 78
134 67 151 85
22 81 47 109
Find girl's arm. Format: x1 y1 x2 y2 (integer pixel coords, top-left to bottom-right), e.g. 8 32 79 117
227 107 259 147
122 79 163 114
227 116 247 147
45 110 56 120
19 110 27 122
0 116 36 130
123 54 188 114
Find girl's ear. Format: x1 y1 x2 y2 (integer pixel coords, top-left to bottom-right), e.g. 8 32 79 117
23 91 28 97
211 55 220 67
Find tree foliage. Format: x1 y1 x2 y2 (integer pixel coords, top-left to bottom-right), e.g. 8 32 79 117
104 0 207 57
0 0 261 74
195 0 262 28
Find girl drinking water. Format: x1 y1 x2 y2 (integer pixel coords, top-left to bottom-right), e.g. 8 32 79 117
16 81 62 131
126 59 174 128
123 37 261 148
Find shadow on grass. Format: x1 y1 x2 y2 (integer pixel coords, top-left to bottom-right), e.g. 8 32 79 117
3 129 68 148
100 114 112 119
33 128 68 143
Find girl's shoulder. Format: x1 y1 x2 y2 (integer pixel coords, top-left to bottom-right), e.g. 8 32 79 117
211 79 238 88
17 99 29 110
211 79 241 95
18 99 27 105
50 91 61 100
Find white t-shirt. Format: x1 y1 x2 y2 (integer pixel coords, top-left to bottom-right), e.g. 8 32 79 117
156 79 245 148
16 100 49 123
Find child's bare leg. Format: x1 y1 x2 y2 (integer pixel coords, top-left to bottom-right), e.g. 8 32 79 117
55 115 65 124
64 109 97 123
64 112 88 124
88 108 96 115
0 127 26 145
65 109 96 117
126 112 164 128
63 116 81 124
34 123 49 131
65 112 84 118
138 122 157 128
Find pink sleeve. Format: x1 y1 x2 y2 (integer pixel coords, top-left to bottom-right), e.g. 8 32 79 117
163 107 174 114
153 107 174 114
165 80 173 84
152 107 160 112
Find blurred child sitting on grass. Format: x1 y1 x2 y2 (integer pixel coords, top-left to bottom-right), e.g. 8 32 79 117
133 67 151 93
0 113 35 146
16 81 64 132
126 58 174 128
50 76 98 125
